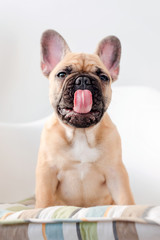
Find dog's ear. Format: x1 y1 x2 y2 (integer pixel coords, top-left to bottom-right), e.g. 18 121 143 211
96 36 121 81
41 30 70 77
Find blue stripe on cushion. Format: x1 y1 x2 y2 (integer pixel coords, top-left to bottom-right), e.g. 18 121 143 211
45 223 64 240
85 206 107 218
0 210 11 218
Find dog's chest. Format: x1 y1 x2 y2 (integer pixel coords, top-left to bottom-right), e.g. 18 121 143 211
69 131 100 163
56 129 101 182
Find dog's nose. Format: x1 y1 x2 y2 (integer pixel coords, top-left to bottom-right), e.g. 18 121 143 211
75 76 91 88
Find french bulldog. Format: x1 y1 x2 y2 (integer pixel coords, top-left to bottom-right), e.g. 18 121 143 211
35 29 134 208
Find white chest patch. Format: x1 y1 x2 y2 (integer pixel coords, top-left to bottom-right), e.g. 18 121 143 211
71 131 100 163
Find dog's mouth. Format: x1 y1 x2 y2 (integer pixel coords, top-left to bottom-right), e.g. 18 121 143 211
57 75 106 128
58 107 102 128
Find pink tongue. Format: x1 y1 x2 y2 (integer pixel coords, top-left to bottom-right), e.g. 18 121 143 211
74 90 92 113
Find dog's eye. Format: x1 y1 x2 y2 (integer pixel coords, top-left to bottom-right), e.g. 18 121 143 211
100 74 110 82
57 72 67 79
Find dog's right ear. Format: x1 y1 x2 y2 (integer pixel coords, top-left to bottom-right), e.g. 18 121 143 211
96 36 121 81
41 30 70 77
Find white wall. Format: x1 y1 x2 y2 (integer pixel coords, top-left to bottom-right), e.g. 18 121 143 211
0 0 160 204
0 0 160 123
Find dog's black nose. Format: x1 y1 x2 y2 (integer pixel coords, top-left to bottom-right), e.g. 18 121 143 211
75 76 91 89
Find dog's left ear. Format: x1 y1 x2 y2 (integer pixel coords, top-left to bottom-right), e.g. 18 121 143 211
96 36 121 81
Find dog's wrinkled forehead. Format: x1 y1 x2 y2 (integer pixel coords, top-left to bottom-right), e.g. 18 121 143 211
51 52 110 77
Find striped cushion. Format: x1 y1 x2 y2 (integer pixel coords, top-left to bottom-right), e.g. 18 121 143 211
0 198 160 239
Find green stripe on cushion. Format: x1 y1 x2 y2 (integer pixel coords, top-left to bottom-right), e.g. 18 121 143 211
80 222 98 240
7 205 32 211
52 206 80 219
0 219 27 225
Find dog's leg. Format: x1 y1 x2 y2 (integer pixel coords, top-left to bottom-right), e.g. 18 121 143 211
106 163 135 205
35 162 58 208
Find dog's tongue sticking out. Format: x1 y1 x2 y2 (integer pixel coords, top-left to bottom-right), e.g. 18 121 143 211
74 90 92 113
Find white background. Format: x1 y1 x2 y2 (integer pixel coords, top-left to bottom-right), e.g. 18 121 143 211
0 0 160 123
0 0 160 204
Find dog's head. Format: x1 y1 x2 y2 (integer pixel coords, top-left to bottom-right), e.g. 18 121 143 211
40 30 121 128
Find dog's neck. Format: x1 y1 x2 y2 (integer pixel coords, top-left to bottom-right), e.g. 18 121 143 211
60 119 99 146
65 127 97 146
54 112 112 161
58 112 112 143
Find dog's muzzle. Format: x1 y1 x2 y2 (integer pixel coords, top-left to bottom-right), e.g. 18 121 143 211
57 75 105 128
